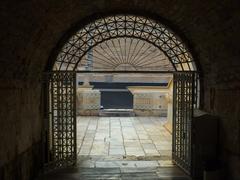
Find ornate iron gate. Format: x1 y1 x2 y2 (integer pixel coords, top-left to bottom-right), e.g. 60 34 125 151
173 72 195 174
44 71 76 170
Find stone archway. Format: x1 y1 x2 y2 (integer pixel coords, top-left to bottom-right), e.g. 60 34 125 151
44 14 199 175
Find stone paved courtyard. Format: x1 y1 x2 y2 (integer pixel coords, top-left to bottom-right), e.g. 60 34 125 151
77 116 172 160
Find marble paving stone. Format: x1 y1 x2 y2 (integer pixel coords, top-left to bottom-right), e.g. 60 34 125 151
110 145 124 149
82 140 93 144
135 161 159 168
95 161 124 168
77 160 95 167
144 150 160 154
124 141 141 147
110 142 123 146
156 145 172 151
140 139 153 143
142 143 156 149
138 135 150 140
158 160 175 167
77 116 172 160
109 149 125 155
126 150 145 156
79 150 90 155
159 150 171 156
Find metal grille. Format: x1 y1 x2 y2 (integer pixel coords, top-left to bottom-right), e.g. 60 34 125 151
46 71 76 169
78 38 174 71
173 72 195 174
54 15 196 71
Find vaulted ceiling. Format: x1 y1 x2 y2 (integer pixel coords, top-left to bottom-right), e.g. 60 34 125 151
0 0 239 83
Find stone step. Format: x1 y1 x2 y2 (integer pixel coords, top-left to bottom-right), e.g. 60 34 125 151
99 109 135 117
37 167 190 180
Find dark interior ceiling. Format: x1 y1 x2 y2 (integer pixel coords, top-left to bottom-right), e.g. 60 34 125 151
0 0 239 82
0 0 239 179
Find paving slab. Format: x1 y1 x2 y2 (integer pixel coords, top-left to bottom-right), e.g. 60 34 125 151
77 116 172 160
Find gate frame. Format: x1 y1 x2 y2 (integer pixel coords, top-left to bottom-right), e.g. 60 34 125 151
172 71 197 175
43 71 77 171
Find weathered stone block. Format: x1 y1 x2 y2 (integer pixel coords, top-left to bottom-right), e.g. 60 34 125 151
76 86 101 116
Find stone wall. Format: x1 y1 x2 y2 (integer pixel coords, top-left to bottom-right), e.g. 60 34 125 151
77 74 172 83
0 0 240 179
0 80 42 180
132 92 168 117
204 78 240 178
76 87 101 116
128 85 171 117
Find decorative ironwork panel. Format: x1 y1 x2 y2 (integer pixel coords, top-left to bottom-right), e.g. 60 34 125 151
173 72 195 174
77 38 174 71
46 71 76 169
53 15 197 71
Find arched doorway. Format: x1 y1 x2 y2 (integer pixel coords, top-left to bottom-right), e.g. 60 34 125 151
44 14 199 175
